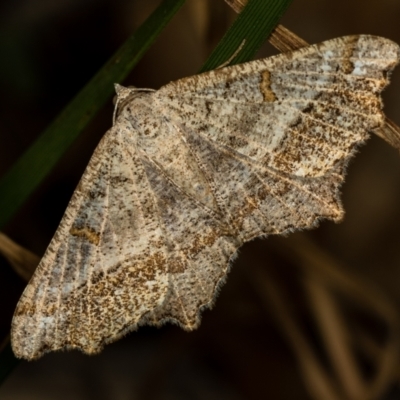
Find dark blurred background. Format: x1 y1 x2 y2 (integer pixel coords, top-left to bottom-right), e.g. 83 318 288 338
1 0 400 399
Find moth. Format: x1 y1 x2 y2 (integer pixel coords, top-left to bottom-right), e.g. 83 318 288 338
11 35 399 360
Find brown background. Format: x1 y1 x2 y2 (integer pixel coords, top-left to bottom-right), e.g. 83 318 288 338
1 0 400 399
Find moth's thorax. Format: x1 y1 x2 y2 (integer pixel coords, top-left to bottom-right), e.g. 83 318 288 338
116 88 220 212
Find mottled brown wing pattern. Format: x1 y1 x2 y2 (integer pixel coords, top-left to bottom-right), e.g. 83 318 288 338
162 36 398 177
12 123 173 358
11 35 399 360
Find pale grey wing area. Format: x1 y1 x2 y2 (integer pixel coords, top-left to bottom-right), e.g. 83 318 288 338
11 122 171 360
131 151 241 329
159 35 399 178
118 100 242 330
123 100 343 331
130 117 338 331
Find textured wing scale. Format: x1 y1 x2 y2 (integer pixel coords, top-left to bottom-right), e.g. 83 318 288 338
12 125 172 358
12 35 399 359
161 36 398 177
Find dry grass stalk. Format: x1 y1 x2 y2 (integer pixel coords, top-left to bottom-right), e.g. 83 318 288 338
0 232 39 281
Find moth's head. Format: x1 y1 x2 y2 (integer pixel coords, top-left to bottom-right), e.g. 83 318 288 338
112 84 155 125
113 84 140 104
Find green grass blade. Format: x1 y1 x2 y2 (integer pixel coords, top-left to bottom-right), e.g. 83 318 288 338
0 0 187 229
200 0 293 72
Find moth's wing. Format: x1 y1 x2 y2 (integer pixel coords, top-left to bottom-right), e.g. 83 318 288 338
159 35 399 178
135 116 346 331
119 36 400 333
135 35 400 327
130 147 241 330
11 123 171 360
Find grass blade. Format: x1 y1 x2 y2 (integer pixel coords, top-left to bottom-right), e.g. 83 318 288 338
0 0 187 229
200 0 294 72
